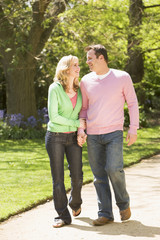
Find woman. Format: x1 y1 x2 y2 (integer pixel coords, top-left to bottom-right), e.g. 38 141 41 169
45 55 85 228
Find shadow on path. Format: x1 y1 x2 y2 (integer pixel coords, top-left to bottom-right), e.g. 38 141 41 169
69 218 160 238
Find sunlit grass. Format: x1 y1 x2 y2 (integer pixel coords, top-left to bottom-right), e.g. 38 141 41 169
123 126 160 166
0 126 160 222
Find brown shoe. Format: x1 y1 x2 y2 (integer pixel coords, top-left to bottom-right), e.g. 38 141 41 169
93 217 113 226
120 207 131 221
72 207 81 217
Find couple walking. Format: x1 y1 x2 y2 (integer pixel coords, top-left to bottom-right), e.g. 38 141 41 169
45 44 139 228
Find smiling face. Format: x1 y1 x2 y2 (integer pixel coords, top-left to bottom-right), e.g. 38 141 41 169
68 57 80 79
86 49 101 73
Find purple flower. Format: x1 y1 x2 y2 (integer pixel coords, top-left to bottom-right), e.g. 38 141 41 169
2 109 48 129
37 108 49 124
8 113 24 127
0 110 4 120
27 116 37 128
44 114 49 124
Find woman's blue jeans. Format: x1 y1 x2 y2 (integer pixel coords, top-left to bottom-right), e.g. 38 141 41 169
45 131 83 224
87 130 129 221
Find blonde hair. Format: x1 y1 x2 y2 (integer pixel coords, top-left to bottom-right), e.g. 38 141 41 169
54 55 79 92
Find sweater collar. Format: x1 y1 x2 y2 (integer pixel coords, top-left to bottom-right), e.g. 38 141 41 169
95 69 111 80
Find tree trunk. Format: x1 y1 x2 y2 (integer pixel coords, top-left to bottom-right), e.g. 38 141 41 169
4 60 37 118
125 0 144 83
125 40 144 83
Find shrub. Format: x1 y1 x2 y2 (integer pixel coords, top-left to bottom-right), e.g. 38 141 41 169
124 104 148 128
0 108 49 140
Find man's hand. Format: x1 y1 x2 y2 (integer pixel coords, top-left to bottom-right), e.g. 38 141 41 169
77 133 87 147
126 133 137 146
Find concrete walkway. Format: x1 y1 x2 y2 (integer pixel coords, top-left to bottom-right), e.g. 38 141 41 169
0 154 160 240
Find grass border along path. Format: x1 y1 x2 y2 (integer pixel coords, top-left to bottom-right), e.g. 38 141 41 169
0 126 160 222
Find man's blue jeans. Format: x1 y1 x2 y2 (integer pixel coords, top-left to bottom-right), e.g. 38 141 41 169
87 130 129 220
45 131 83 224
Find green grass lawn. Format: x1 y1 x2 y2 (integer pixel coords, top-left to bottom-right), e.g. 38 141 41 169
0 126 160 222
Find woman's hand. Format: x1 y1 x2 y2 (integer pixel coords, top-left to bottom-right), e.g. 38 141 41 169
77 133 87 147
79 118 86 129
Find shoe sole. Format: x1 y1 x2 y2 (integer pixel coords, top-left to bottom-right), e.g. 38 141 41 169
53 220 66 228
93 220 114 226
72 208 81 217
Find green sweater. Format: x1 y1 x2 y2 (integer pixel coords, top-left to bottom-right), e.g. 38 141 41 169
47 82 82 132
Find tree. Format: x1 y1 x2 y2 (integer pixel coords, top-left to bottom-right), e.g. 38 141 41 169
125 0 144 84
38 0 130 77
125 0 160 106
0 0 67 118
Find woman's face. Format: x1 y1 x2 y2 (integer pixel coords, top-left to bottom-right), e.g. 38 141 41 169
68 58 80 79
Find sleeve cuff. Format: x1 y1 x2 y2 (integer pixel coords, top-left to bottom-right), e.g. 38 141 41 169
78 128 85 135
75 120 80 127
128 127 138 135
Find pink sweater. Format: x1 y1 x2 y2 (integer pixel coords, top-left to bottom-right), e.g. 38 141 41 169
79 69 139 135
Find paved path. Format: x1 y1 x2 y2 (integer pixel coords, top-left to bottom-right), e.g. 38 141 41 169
0 154 160 240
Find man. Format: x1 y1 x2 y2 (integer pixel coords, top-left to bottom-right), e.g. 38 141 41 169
78 44 139 226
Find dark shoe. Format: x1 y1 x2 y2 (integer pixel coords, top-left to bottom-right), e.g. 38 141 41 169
53 219 66 228
72 207 81 217
120 207 131 221
93 217 113 226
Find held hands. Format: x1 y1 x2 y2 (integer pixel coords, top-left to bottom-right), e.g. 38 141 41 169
79 118 86 129
126 132 137 146
77 133 87 147
77 118 87 147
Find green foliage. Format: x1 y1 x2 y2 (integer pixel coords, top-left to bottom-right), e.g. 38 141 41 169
124 104 148 128
35 0 130 107
139 106 148 127
36 0 160 115
0 1 32 60
0 0 160 119
141 0 160 52
139 0 160 109
40 0 130 77
0 122 46 140
0 109 48 139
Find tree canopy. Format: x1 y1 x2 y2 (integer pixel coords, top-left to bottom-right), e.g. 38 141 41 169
0 0 160 118
0 0 67 118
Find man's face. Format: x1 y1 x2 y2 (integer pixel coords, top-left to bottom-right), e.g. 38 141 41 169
86 49 101 73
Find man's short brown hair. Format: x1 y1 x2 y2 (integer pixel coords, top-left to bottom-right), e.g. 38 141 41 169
85 44 108 63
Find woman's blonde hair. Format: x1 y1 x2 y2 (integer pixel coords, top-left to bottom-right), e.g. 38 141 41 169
54 55 79 92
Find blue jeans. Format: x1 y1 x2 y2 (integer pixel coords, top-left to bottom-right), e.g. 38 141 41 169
45 131 83 224
87 130 129 220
